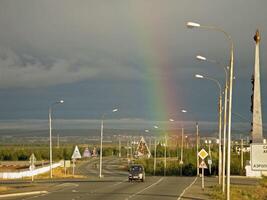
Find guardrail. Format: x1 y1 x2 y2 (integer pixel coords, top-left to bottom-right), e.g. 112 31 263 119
0 163 62 179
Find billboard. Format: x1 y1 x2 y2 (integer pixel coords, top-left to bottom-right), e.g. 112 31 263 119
251 144 267 171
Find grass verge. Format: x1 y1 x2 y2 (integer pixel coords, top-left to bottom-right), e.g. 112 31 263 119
210 177 267 200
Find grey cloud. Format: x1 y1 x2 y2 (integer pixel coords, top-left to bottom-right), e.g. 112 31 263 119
0 47 144 88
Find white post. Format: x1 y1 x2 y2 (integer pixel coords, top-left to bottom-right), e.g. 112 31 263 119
223 84 228 193
164 135 167 176
241 138 243 170
153 138 157 176
227 44 234 200
99 118 104 178
180 127 184 176
202 163 205 190
72 159 75 176
118 135 121 158
64 160 67 176
218 94 222 184
196 123 199 176
57 134 59 149
49 107 53 179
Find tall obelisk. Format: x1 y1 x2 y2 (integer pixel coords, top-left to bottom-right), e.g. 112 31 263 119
252 29 263 143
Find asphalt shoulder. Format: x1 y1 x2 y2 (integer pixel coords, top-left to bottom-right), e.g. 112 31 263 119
180 177 216 200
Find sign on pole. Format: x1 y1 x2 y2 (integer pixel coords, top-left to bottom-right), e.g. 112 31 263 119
199 160 208 169
29 153 36 181
72 146 82 159
208 159 212 165
251 144 267 171
198 149 208 160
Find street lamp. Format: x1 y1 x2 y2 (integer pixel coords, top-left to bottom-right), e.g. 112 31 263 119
187 22 234 199
99 108 118 178
171 109 187 176
195 73 222 185
169 118 180 161
49 100 64 179
196 54 229 192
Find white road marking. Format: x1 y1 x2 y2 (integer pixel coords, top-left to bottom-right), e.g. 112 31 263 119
21 182 80 200
0 191 48 198
177 177 198 200
125 177 164 200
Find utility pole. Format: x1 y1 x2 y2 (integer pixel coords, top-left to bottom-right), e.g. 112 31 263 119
241 138 244 171
118 135 121 158
180 127 184 176
57 134 60 149
153 138 157 176
164 135 167 176
196 123 199 176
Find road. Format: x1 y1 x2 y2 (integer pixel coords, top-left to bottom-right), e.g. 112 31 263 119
4 157 196 200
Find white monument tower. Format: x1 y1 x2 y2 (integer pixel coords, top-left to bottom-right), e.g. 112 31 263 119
252 29 263 143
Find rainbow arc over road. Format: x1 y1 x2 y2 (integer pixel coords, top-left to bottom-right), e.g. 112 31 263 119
128 4 183 130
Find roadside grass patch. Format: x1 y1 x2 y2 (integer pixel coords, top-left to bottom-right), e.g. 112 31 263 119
210 177 267 200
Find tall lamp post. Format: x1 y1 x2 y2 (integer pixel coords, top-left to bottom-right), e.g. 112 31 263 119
170 109 187 176
187 22 234 199
49 100 64 179
195 74 222 184
196 55 229 192
153 125 159 176
196 122 200 176
99 108 118 178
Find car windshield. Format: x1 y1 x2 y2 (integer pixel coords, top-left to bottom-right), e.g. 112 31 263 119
131 166 142 172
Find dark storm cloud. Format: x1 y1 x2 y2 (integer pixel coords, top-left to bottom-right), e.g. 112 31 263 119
0 0 266 129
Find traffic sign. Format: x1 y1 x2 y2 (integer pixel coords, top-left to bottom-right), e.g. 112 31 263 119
251 144 267 171
199 160 208 169
208 159 212 165
198 149 208 160
71 145 82 159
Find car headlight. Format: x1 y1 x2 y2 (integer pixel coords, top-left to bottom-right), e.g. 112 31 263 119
139 173 143 178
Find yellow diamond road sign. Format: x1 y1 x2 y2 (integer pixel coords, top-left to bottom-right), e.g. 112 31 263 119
198 149 208 160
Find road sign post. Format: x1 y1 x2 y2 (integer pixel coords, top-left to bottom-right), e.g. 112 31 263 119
208 159 212 174
198 149 208 190
199 160 208 190
29 153 36 182
71 146 81 177
72 159 76 176
202 166 204 189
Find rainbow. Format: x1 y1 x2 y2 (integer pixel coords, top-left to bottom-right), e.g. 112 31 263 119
128 5 183 130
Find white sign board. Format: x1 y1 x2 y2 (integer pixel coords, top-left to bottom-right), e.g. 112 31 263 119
72 145 82 159
251 144 267 171
208 159 212 165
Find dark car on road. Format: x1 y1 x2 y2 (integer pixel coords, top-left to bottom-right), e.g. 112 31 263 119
128 164 145 182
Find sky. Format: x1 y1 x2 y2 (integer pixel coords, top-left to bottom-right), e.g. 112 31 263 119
0 0 266 134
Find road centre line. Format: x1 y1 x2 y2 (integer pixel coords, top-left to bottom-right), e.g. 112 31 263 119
125 177 164 200
177 177 198 200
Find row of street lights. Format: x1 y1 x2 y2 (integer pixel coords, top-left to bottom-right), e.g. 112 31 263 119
187 21 234 200
195 73 222 185
48 102 118 179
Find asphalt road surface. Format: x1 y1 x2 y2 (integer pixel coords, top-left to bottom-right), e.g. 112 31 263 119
5 157 196 200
